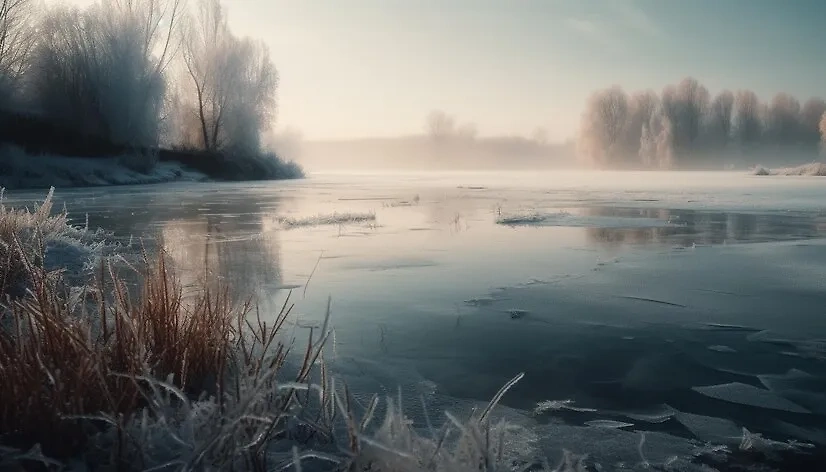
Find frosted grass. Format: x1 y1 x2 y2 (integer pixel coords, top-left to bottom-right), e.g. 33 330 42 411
495 210 678 229
752 162 826 176
275 211 377 228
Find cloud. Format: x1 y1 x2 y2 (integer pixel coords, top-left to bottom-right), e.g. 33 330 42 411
565 18 616 49
611 0 662 37
565 1 661 52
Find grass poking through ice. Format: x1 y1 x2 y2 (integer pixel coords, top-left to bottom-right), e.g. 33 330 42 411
0 189 537 471
274 211 377 229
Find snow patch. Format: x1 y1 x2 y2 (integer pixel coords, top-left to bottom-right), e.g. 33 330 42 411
0 145 207 189
751 162 826 176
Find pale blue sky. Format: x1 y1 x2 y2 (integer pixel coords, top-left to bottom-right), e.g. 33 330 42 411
57 0 826 141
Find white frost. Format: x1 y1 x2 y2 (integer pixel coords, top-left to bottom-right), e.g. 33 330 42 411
496 210 678 229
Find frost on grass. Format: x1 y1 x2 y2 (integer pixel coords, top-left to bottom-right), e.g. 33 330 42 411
751 162 826 176
0 187 110 295
274 211 377 229
495 211 677 229
534 399 597 415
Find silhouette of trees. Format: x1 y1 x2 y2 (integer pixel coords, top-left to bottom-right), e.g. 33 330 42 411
578 86 629 167
0 0 37 107
820 112 826 154
30 0 182 147
176 0 277 156
425 110 457 142
580 77 826 168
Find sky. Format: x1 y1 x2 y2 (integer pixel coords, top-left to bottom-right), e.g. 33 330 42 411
53 0 826 142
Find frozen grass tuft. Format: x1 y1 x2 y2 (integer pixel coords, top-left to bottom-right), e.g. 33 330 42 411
275 211 377 229
0 189 542 470
751 162 826 176
0 187 109 296
495 212 557 226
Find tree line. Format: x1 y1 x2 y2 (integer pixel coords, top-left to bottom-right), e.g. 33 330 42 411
578 77 826 169
0 0 278 169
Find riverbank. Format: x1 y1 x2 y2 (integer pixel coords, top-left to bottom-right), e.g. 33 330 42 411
0 110 304 190
0 143 303 190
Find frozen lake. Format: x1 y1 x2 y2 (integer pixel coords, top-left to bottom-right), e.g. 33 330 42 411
9 170 826 469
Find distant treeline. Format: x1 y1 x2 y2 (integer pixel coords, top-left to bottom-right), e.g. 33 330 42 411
299 135 575 171
0 0 299 180
578 78 826 169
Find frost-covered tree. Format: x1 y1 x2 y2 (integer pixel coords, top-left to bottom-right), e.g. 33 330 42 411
578 86 629 166
765 93 802 145
638 107 674 169
531 127 549 145
425 110 456 142
659 78 709 157
31 0 182 147
0 0 37 107
733 89 762 148
179 0 279 154
801 98 826 143
702 90 734 148
456 122 478 141
820 112 826 155
621 89 658 161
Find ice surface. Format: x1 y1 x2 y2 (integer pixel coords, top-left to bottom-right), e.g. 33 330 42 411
691 382 810 413
533 422 707 471
775 421 826 445
675 411 742 444
757 369 822 392
496 210 678 228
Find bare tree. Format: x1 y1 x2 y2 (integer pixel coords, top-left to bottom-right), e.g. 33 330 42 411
531 127 549 145
703 90 734 147
820 112 826 155
0 0 37 107
765 93 802 145
660 78 709 155
425 110 456 142
621 89 658 160
733 89 762 147
178 0 277 155
456 122 478 141
802 98 826 143
578 86 629 166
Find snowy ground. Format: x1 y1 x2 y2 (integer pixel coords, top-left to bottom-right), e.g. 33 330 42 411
752 162 826 176
0 144 207 189
7 170 826 470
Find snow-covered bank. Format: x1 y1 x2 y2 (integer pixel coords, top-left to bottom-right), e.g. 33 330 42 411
0 144 208 189
751 162 826 176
